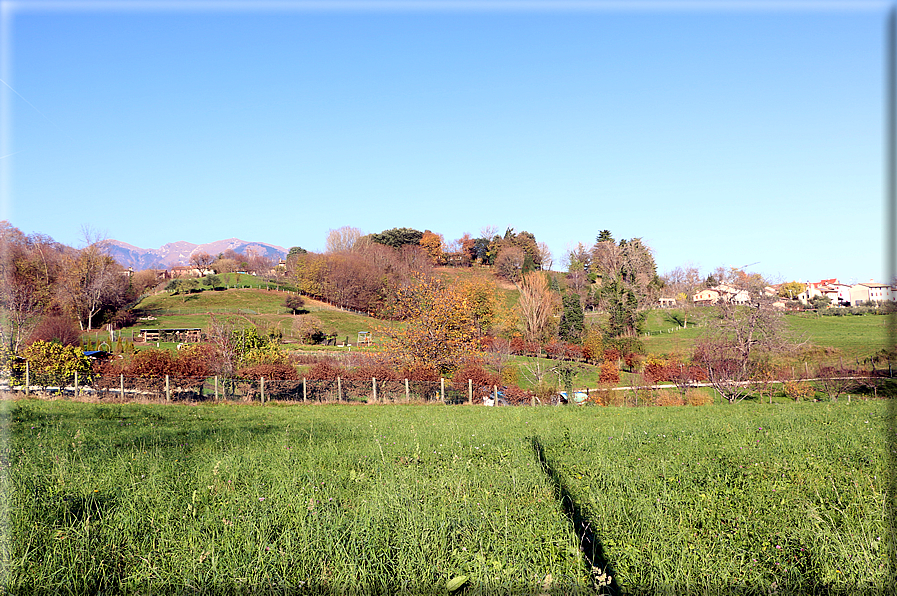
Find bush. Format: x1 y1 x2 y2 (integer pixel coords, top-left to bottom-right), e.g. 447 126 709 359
293 317 326 345
305 360 344 381
451 359 500 393
236 363 299 380
599 360 620 384
687 388 714 406
27 315 81 347
643 356 669 384
110 309 137 330
653 390 684 407
15 340 93 387
784 380 815 401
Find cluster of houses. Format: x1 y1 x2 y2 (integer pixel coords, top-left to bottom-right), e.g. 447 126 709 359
684 279 896 309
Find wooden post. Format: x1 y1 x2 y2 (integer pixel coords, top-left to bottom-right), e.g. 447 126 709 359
120 374 125 399
165 374 170 402
468 379 472 405
337 376 342 402
372 377 377 403
25 361 29 396
493 385 498 405
303 377 307 402
215 375 219 401
804 362 809 377
261 377 265 403
74 371 78 397
405 378 410 401
440 378 445 402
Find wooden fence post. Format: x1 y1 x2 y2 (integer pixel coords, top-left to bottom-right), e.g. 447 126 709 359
120 374 124 399
440 378 445 402
405 378 410 401
372 377 377 403
25 361 29 396
165 375 170 402
468 379 472 405
215 375 219 401
261 377 265 404
303 377 307 402
493 385 498 405
74 371 78 397
337 376 342 402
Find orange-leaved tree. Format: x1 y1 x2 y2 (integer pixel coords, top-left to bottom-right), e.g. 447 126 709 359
379 276 481 376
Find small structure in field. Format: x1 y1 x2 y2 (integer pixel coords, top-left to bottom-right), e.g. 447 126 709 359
140 328 202 343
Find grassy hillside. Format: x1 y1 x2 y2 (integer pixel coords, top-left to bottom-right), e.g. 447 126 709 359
114 286 378 349
116 277 891 364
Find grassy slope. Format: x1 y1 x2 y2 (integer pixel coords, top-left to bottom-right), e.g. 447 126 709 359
120 275 890 366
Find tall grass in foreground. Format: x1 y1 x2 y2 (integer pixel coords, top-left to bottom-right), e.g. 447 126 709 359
1 400 892 594
541 402 892 594
2 402 586 594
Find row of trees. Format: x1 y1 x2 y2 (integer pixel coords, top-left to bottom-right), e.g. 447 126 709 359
0 223 158 356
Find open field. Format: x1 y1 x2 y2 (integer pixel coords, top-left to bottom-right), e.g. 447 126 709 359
4 398 891 594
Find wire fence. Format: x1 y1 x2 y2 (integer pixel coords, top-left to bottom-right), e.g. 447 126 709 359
1 374 502 405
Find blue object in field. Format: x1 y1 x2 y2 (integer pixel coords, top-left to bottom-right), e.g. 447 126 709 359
558 390 589 404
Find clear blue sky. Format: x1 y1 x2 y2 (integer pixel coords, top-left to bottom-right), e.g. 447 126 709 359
1 1 890 284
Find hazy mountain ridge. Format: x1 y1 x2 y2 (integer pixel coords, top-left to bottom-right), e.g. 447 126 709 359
105 238 288 270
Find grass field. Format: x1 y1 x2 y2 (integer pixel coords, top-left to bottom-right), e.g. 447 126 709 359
4 398 891 594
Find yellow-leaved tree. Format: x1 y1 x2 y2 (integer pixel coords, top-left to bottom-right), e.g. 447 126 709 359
379 276 481 376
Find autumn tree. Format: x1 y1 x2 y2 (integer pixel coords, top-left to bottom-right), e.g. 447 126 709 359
0 223 62 353
693 302 798 404
516 272 559 344
190 251 214 273
379 276 481 376
419 230 445 265
777 281 806 301
58 233 126 330
456 275 506 337
495 245 526 283
326 226 363 253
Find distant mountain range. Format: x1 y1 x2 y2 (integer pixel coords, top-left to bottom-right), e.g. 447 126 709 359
105 238 288 270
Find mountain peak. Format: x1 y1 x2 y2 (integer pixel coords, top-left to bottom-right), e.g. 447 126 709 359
105 237 288 270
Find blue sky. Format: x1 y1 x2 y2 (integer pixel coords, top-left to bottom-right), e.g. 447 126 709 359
0 1 890 284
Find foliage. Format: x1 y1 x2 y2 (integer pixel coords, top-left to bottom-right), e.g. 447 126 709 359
558 293 584 343
783 380 815 401
15 340 93 386
515 272 559 344
777 281 806 299
807 295 832 310
599 360 620 385
419 230 445 264
379 276 481 376
451 358 500 395
694 303 797 404
370 227 424 249
27 315 81 347
239 343 290 368
600 275 646 338
283 294 306 314
292 317 327 345
236 363 299 381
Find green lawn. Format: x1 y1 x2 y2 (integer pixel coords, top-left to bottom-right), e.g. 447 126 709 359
6 398 890 594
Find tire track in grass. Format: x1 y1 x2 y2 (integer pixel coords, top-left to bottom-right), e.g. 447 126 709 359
530 437 620 596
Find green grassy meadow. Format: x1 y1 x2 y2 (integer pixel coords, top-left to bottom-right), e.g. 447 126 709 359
4 398 891 594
